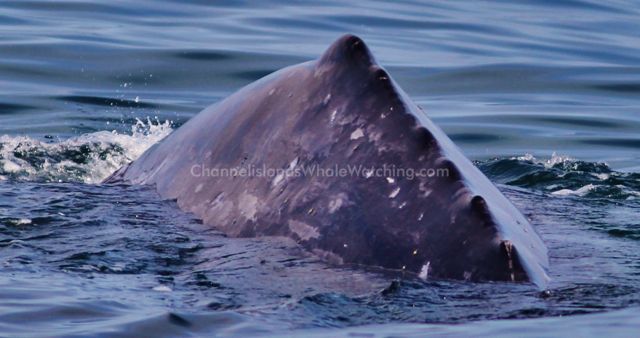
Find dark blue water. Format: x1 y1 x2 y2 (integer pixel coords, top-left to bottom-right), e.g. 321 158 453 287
1 1 639 336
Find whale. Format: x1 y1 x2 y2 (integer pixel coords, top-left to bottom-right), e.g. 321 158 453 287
105 34 550 288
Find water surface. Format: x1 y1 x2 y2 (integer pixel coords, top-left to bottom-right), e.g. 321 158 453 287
1 1 639 337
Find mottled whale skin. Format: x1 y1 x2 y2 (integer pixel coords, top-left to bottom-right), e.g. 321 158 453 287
105 34 550 288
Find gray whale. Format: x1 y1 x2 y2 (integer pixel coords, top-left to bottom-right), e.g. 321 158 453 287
105 34 549 288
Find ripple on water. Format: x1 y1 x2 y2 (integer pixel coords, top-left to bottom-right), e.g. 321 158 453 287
0 0 640 336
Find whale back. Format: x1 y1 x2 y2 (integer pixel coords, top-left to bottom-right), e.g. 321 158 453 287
105 35 549 288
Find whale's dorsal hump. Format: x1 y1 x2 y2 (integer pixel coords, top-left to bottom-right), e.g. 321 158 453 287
318 34 378 70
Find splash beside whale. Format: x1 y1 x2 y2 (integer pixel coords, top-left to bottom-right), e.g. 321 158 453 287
105 34 550 288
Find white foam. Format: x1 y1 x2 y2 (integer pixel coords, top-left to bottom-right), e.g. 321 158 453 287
0 118 173 184
515 153 536 162
152 285 173 292
551 184 598 196
1 159 21 173
545 152 573 168
515 152 574 168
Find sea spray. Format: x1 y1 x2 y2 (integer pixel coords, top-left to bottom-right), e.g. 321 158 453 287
0 118 173 183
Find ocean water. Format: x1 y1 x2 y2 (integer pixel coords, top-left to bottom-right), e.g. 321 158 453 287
1 0 639 337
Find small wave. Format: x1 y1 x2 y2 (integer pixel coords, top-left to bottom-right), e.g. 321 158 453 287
0 118 172 184
515 152 574 169
550 184 598 197
479 153 640 200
